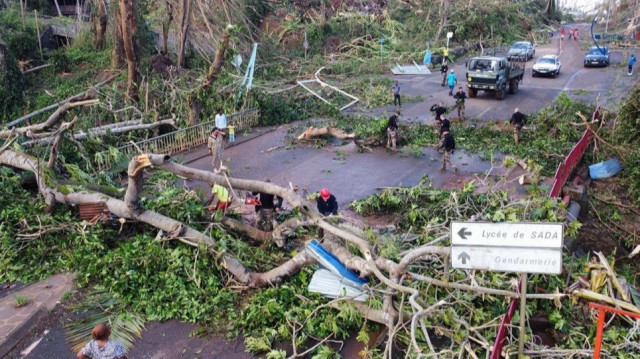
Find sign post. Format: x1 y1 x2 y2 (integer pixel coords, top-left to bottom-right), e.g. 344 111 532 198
303 32 309 60
446 31 453 50
450 221 563 357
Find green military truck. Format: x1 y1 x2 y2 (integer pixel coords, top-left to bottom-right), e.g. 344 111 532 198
465 56 525 100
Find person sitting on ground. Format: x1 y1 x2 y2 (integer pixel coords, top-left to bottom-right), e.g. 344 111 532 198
77 324 127 359
204 183 232 212
386 110 400 150
316 188 338 216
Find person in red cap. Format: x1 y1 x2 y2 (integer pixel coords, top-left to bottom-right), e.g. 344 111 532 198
316 188 338 216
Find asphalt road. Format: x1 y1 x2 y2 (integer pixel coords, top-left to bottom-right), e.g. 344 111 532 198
346 23 632 125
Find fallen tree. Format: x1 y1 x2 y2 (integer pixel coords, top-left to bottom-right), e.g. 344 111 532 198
3 115 640 357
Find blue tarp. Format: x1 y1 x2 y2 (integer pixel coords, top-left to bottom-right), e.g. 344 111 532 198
306 240 368 287
589 158 622 179
423 50 432 65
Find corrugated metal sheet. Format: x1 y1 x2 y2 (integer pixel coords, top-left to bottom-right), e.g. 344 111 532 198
78 203 110 221
308 269 368 302
306 240 368 287
589 158 622 179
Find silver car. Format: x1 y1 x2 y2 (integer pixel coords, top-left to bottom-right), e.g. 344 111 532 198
508 41 536 61
532 55 561 77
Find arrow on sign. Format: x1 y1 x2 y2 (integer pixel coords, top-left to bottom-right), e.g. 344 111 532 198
458 251 470 264
457 228 472 240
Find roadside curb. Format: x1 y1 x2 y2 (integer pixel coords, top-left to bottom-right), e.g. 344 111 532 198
0 274 74 357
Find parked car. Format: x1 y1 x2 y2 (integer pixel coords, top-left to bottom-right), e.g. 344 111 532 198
507 41 535 61
584 46 610 67
532 55 561 77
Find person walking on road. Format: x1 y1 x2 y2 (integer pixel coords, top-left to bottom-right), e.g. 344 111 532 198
437 113 451 152
509 107 527 146
447 70 457 96
430 102 447 122
77 324 127 359
438 130 458 173
440 61 449 87
628 54 636 75
207 128 225 173
386 110 400 150
453 87 467 121
443 47 451 64
560 27 565 40
390 80 401 108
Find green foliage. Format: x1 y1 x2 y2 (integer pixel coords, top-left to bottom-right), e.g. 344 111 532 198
13 294 30 308
238 269 362 351
252 89 339 126
65 289 145 353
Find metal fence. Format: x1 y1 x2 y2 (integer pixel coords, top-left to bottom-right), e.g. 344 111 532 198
101 108 258 167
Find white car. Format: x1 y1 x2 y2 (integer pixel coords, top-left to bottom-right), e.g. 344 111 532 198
532 55 561 77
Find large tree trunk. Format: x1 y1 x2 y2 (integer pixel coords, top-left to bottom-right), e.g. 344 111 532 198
0 98 99 139
160 1 173 56
176 0 192 67
111 3 124 68
21 117 176 147
94 0 108 50
119 0 139 102
434 0 449 43
188 27 231 126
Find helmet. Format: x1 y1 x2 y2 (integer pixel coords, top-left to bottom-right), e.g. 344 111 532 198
320 188 331 200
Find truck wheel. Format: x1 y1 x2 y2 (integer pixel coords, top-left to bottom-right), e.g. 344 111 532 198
468 88 477 98
508 80 518 94
495 87 505 100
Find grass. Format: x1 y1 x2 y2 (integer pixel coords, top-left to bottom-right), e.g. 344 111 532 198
13 295 30 308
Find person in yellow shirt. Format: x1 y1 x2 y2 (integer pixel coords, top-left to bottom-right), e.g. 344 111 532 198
443 47 451 64
228 122 235 144
204 184 232 211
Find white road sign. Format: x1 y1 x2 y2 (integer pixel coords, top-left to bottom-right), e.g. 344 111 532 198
451 247 562 274
451 222 563 248
450 221 563 274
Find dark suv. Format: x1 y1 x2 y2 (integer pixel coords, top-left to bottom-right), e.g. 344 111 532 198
584 46 610 67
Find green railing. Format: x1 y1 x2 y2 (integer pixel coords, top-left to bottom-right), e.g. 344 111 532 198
100 108 258 167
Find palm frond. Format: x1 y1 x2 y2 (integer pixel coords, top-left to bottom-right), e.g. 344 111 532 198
65 289 145 353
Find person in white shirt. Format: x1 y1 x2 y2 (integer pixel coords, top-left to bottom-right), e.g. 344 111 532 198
214 109 227 134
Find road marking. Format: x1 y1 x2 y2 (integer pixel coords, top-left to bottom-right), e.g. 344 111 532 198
563 69 583 92
477 107 491 118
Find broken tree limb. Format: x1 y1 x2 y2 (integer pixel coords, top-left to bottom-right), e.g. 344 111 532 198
0 99 100 139
21 117 177 147
220 215 315 247
47 117 77 169
6 72 120 128
297 126 357 141
22 63 52 74
571 288 640 314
